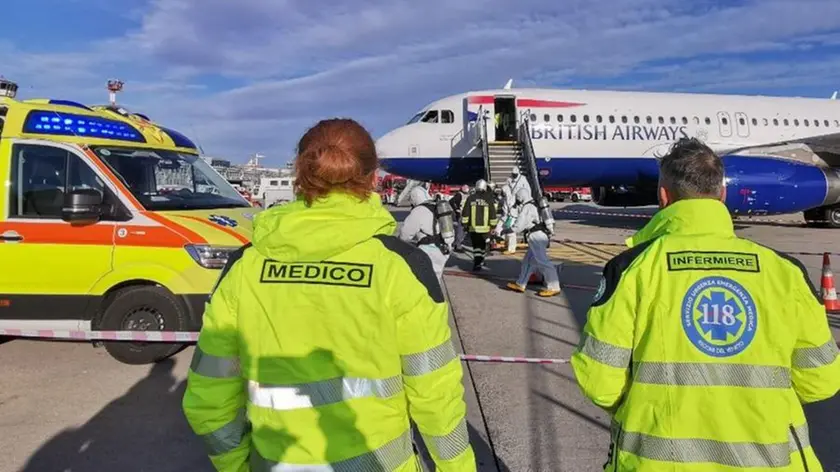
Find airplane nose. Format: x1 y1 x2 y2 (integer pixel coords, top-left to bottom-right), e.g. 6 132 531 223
376 129 400 159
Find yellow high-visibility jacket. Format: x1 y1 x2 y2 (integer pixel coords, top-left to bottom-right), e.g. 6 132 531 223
571 198 840 471
183 192 476 471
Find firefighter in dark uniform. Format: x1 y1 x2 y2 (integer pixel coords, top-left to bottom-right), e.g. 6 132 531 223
571 137 840 471
461 179 497 271
449 184 469 252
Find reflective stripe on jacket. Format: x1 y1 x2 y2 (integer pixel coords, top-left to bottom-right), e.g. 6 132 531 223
571 198 840 471
461 191 497 233
183 192 476 472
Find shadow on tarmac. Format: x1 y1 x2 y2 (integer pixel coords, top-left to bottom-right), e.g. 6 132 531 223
21 358 211 472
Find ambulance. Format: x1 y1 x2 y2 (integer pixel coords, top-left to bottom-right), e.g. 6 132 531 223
0 80 257 364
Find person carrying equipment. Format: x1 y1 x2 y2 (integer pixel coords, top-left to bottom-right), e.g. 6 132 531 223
182 118 476 472
461 179 497 271
399 186 456 280
497 180 518 255
571 137 840 471
449 184 470 252
505 187 561 297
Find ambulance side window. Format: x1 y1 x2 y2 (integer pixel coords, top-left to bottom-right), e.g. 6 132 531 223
8 144 107 220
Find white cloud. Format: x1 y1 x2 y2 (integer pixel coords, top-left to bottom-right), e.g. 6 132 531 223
3 0 840 161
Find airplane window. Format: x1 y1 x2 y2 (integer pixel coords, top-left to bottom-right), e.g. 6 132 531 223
646 116 652 124
835 120 839 127
739 118 745 126
407 112 425 124
622 116 628 123
441 110 455 123
721 117 728 125
583 115 590 123
774 119 779 126
783 119 789 126
421 110 439 123
544 114 550 122
530 114 537 122
693 117 699 124
804 119 810 127
794 119 799 126
570 115 577 123
705 117 711 125
824 119 830 127
682 117 688 125
634 116 640 124
751 118 757 126
814 119 820 127
669 117 676 124
596 115 603 123
557 114 563 122
763 118 768 126
609 115 616 123
658 116 664 124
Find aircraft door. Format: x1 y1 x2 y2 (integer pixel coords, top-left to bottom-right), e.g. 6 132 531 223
734 112 750 138
493 96 517 142
717 111 733 138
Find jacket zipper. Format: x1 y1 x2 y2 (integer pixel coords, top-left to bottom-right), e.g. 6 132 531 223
789 425 809 472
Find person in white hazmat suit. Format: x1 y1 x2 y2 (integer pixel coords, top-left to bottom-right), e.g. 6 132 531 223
505 187 561 297
494 180 518 255
509 167 531 200
398 186 451 280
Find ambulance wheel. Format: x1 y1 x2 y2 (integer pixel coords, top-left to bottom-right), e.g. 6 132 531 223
99 285 188 365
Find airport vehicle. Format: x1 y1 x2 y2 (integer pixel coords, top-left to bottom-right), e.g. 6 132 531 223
0 79 256 364
376 84 840 227
544 186 591 202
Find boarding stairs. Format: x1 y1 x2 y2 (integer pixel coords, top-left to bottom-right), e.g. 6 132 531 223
474 106 545 201
486 141 527 187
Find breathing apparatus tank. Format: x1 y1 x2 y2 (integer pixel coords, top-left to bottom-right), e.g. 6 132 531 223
537 196 555 235
435 196 456 254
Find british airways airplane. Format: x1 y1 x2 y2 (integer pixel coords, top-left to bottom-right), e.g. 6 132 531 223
375 85 840 228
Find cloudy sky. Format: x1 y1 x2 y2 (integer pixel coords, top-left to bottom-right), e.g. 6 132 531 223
3 0 840 165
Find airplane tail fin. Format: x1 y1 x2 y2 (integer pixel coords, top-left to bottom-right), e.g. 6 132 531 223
503 79 513 90
831 91 837 100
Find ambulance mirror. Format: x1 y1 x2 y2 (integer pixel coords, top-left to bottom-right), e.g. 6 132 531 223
62 188 103 224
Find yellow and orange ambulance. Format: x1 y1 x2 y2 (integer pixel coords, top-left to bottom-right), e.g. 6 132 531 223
0 82 257 364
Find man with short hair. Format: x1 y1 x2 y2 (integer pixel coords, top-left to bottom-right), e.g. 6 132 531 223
571 137 840 471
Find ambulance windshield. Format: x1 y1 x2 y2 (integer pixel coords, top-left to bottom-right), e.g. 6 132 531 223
91 146 251 211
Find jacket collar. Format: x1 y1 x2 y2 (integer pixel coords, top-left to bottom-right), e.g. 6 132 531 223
625 199 734 248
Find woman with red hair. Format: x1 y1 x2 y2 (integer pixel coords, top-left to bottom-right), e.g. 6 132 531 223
183 118 477 471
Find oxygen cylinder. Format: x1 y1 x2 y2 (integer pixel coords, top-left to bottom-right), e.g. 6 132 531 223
436 198 456 253
538 197 555 235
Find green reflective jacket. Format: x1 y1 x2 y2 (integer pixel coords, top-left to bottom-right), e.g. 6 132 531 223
572 199 840 471
183 192 476 471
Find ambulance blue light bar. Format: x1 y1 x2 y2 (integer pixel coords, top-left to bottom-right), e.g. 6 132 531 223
22 110 146 143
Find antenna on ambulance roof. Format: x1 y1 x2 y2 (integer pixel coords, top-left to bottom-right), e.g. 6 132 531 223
107 79 124 106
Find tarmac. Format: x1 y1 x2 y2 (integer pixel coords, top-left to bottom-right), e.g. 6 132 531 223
1 201 838 472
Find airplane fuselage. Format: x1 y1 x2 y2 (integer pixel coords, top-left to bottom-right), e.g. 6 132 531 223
376 88 840 221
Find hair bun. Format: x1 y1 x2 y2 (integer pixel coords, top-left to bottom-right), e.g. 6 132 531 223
309 144 362 185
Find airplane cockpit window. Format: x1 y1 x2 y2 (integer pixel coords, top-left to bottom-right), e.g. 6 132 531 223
441 110 454 123
421 110 439 123
407 111 425 124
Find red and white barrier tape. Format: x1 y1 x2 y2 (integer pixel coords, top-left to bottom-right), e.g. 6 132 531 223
0 329 571 364
459 354 568 364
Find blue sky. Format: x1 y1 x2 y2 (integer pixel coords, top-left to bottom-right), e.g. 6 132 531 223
3 0 840 165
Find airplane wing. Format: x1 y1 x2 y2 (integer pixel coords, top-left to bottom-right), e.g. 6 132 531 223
715 131 840 167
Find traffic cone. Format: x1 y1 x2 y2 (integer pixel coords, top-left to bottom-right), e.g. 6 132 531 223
822 253 839 313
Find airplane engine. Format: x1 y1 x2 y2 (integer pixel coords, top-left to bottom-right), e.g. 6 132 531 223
722 156 840 217
592 185 658 207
